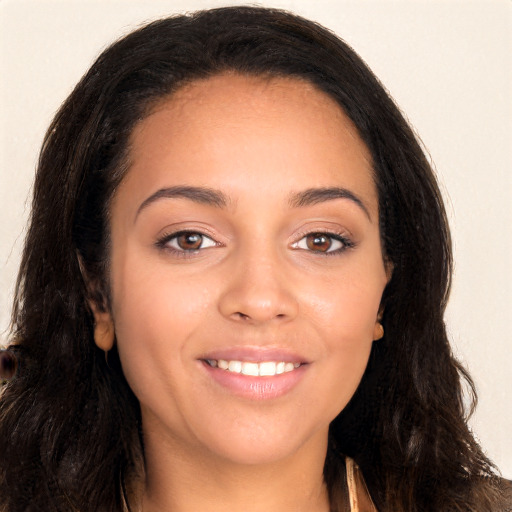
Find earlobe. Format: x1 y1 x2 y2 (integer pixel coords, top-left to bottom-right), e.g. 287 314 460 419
375 259 392 342
77 253 115 351
88 300 115 351
373 321 384 341
373 306 385 341
94 316 115 351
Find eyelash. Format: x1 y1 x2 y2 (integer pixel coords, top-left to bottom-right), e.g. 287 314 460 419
291 231 355 256
155 230 355 257
155 230 219 257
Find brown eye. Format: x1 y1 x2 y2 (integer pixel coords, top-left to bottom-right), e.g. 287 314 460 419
161 231 218 252
177 232 203 250
291 232 350 254
305 233 332 252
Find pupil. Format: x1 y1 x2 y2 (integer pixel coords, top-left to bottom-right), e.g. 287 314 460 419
178 233 202 250
307 233 331 252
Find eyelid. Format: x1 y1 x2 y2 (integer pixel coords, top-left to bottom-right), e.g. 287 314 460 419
155 229 220 255
291 230 355 254
154 225 355 258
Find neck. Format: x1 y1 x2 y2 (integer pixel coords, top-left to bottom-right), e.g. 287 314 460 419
140 422 331 512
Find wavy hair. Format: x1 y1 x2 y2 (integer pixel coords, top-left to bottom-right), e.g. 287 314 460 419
0 6 506 511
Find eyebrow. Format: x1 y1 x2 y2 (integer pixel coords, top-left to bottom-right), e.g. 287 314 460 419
289 187 371 219
135 185 371 221
136 185 228 220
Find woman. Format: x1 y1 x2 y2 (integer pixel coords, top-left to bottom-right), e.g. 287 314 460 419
0 6 509 512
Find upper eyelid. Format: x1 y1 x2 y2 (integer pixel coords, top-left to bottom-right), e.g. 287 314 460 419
155 228 355 249
157 230 216 242
294 232 352 243
155 231 219 256
156 226 219 241
157 228 351 240
292 228 353 243
290 231 356 254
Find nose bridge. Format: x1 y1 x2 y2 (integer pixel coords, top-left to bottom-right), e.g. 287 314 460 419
218 239 298 323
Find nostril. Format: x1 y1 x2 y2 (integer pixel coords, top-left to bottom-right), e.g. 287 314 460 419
219 287 299 324
232 311 288 322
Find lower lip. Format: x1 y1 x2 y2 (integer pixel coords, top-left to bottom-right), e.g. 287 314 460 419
200 361 308 400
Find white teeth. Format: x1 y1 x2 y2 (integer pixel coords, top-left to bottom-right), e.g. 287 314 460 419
242 362 259 376
284 362 295 373
209 359 301 376
258 362 276 376
228 360 242 373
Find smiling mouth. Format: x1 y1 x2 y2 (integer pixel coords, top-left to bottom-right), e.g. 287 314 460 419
204 359 302 377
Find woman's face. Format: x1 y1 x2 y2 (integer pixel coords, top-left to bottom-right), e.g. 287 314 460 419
104 74 389 466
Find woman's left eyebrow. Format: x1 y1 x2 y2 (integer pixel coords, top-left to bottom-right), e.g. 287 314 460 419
135 185 371 221
289 187 371 220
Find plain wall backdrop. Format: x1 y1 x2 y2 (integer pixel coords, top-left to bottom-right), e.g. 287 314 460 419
1 0 511 477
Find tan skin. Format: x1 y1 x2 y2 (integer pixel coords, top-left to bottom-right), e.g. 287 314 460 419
92 74 390 511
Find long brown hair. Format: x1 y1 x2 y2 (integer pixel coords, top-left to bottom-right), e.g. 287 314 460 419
0 7 506 511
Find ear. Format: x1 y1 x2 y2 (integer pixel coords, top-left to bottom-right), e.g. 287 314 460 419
89 300 115 351
77 252 115 351
372 302 386 341
373 258 393 341
372 321 384 341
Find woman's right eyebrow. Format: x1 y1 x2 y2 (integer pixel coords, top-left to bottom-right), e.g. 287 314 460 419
134 185 371 222
135 185 229 222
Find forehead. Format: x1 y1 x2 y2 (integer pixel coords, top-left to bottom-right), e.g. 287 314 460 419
123 73 377 216
141 73 369 152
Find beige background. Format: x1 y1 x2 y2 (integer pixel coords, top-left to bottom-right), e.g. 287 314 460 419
1 0 511 477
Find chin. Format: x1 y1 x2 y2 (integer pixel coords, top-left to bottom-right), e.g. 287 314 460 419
192 415 330 468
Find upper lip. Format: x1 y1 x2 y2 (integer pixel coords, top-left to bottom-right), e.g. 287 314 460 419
198 346 309 364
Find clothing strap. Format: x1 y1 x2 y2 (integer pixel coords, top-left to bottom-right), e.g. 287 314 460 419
346 457 359 512
345 457 378 512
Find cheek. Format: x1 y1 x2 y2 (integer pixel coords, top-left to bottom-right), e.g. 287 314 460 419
303 264 385 411
307 267 384 342
112 247 211 327
108 249 218 382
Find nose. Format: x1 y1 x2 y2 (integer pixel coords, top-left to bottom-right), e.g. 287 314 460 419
217 251 299 325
